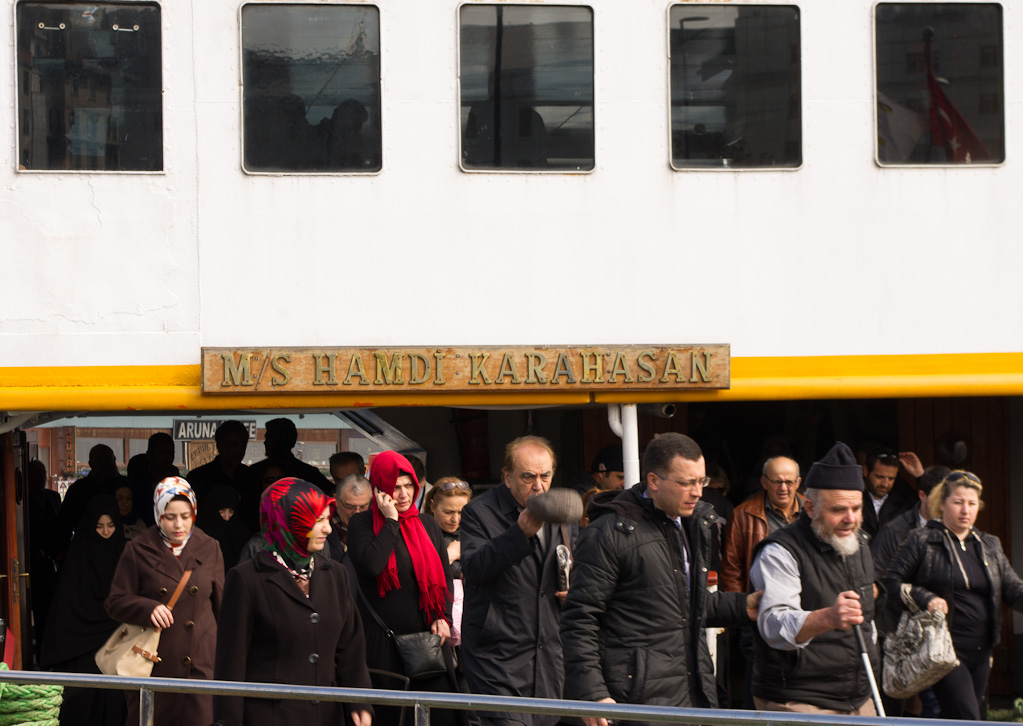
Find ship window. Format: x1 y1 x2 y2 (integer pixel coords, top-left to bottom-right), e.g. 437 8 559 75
16 2 163 172
875 3 1004 165
669 5 802 169
241 4 381 174
459 5 595 172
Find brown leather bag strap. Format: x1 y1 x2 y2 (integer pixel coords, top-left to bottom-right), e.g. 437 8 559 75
166 569 193 611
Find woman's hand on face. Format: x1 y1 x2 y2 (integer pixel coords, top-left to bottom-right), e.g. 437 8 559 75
928 597 949 615
150 604 174 629
351 708 373 726
446 540 461 564
375 489 399 521
431 618 451 646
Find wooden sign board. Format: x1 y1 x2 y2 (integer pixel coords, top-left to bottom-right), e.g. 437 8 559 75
202 345 729 394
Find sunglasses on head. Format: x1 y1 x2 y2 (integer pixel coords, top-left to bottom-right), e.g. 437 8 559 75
439 480 471 492
945 471 981 485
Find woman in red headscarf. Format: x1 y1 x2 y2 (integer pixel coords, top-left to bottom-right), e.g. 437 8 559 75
213 477 373 726
347 451 458 726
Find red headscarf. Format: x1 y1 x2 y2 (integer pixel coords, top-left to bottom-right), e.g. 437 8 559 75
370 451 449 623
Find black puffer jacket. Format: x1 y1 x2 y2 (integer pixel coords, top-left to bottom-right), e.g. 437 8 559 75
561 485 746 714
882 519 1023 648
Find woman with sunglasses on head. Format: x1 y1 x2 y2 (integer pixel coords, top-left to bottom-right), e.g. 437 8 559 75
347 451 459 726
423 478 473 579
423 478 473 644
106 477 224 726
213 477 373 726
882 470 1023 719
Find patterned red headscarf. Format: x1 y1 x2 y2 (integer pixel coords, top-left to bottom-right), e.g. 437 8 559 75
260 478 335 574
370 451 449 623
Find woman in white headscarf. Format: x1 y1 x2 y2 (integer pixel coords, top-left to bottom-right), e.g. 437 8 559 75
106 477 224 726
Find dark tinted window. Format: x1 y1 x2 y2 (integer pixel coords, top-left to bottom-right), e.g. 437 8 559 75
16 3 162 172
669 6 801 169
875 3 1003 165
242 4 381 173
460 5 594 172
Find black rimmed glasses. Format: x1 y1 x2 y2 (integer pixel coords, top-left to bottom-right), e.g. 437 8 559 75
654 472 710 489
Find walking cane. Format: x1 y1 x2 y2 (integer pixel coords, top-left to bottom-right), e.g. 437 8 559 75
842 555 886 716
854 623 886 717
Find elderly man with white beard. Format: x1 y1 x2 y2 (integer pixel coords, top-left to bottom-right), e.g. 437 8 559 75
748 442 881 716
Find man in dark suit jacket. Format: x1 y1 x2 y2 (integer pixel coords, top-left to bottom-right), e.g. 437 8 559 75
461 435 577 726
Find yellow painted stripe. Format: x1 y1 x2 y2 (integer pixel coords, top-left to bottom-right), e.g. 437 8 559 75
0 353 1021 410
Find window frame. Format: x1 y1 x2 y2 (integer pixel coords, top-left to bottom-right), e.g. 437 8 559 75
238 1 384 177
872 0 1005 169
13 0 166 175
665 2 803 173
456 1 597 175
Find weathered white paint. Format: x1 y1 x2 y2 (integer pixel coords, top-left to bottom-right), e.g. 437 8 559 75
1 0 1020 368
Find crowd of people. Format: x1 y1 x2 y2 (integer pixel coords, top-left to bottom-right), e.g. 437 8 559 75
28 417 1023 726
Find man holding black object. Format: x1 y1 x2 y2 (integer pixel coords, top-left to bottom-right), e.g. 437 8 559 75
460 436 578 726
561 433 756 726
750 441 881 715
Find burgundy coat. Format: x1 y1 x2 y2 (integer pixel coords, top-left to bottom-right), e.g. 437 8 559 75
105 526 224 726
213 550 373 726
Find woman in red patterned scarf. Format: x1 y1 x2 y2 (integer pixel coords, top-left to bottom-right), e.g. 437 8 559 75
347 451 460 726
213 477 373 726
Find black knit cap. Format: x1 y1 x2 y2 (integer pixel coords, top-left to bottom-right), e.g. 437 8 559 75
803 442 864 491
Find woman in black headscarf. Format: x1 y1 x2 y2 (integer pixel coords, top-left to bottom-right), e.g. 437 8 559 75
198 484 250 570
40 495 127 726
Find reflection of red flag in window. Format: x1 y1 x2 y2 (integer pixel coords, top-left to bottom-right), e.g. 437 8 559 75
928 70 991 163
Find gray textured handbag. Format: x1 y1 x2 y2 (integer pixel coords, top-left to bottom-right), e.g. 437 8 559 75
882 584 959 698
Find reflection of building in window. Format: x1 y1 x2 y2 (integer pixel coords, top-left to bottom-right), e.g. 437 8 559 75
241 5 381 174
669 6 802 169
460 5 594 172
875 3 1003 165
16 3 163 172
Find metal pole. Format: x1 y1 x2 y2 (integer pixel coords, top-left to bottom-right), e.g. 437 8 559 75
621 404 640 488
607 404 641 488
415 701 430 726
140 685 155 726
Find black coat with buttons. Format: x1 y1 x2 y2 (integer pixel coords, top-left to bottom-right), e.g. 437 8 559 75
213 549 373 726
106 525 224 726
561 485 747 717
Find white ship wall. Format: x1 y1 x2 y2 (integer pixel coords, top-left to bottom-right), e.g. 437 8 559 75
2 0 1020 368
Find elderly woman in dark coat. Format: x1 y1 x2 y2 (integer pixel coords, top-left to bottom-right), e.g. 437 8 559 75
347 451 457 726
106 477 224 726
213 477 374 726
41 496 127 726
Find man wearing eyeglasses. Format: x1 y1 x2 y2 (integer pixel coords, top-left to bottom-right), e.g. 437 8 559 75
329 474 371 554
562 433 757 725
721 456 805 708
861 448 920 539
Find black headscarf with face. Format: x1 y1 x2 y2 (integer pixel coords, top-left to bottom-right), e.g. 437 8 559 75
40 495 125 667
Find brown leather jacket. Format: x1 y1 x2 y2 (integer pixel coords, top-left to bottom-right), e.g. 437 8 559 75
720 491 804 592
